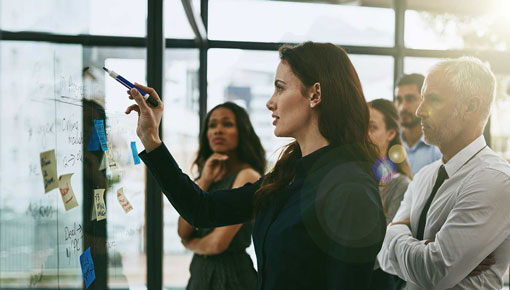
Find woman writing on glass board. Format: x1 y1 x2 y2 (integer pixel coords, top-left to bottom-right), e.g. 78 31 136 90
178 102 264 290
126 42 386 289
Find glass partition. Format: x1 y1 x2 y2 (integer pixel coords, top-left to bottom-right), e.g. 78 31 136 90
0 42 148 289
0 41 84 288
162 49 200 289
209 0 394 47
0 0 147 37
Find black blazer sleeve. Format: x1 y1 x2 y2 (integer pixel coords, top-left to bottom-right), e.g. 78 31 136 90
139 143 261 227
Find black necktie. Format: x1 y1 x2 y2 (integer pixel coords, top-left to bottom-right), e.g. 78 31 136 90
416 165 449 240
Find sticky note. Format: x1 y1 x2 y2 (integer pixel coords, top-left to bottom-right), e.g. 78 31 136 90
58 173 79 211
130 142 141 165
80 247 95 289
105 142 117 169
87 126 100 151
40 149 58 193
117 187 133 213
93 189 106 221
93 120 108 151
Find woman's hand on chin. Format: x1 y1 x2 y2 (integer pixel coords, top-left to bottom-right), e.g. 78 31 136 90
202 153 229 183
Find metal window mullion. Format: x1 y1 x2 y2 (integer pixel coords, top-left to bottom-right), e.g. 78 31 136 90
0 31 146 47
198 0 209 130
146 0 164 289
393 0 406 93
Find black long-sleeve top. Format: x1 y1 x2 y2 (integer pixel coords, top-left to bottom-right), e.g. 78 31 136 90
139 143 386 290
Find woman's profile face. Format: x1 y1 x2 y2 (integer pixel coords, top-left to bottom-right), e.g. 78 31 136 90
207 107 239 154
266 61 313 138
369 107 395 158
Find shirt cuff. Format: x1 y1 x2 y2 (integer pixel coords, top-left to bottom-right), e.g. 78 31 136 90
387 224 412 242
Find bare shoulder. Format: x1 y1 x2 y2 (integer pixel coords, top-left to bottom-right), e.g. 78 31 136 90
232 167 261 188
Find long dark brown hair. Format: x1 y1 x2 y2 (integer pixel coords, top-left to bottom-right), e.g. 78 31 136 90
253 42 379 210
193 102 266 177
368 99 413 180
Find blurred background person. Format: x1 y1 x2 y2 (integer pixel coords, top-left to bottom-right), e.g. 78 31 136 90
177 102 265 290
368 98 412 290
395 74 441 175
368 98 413 224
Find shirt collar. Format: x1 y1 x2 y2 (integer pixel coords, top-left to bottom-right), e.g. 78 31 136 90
295 143 370 178
443 135 486 177
295 144 334 177
418 134 427 145
400 130 427 151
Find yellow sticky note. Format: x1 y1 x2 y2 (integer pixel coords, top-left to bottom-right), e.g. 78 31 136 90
40 149 58 193
58 173 79 211
116 187 133 213
93 189 106 221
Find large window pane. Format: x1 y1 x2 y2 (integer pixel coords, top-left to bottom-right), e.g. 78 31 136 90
490 74 510 161
162 49 200 289
208 49 290 169
0 42 148 288
164 0 200 39
0 41 84 288
405 5 510 51
349 54 394 101
0 0 147 37
208 49 394 163
207 49 281 279
100 47 147 288
209 0 394 46
404 56 443 76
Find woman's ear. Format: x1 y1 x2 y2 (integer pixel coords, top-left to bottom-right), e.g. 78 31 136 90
310 82 322 108
387 129 397 143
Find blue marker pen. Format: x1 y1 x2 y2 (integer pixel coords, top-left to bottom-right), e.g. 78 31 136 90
103 67 159 107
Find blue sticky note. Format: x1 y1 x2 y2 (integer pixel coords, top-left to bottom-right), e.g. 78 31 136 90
130 141 141 165
80 247 95 289
93 120 108 151
87 126 100 151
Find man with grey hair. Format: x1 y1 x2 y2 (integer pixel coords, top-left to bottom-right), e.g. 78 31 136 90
378 56 510 289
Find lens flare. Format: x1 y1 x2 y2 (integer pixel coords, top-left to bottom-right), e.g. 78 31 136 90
372 157 397 183
388 144 407 164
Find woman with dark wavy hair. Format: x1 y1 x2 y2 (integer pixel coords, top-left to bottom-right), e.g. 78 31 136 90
177 102 264 290
126 41 386 290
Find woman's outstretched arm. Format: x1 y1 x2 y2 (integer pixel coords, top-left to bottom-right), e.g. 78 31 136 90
126 84 262 228
139 144 261 227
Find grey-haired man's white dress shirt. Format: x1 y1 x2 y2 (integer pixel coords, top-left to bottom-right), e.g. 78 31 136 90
378 135 510 289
